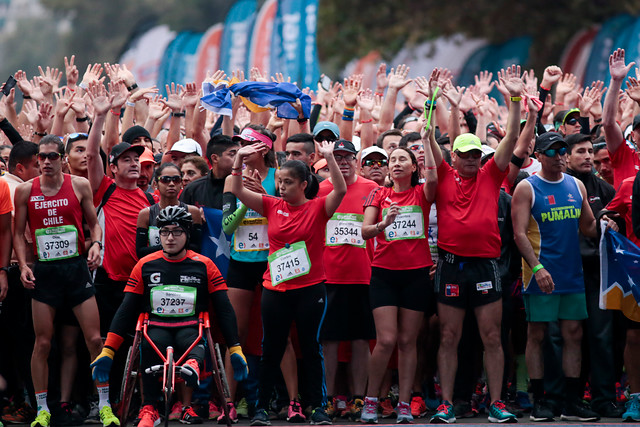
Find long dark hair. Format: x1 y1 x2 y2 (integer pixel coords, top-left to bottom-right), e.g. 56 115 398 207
244 124 277 168
386 147 421 188
281 159 319 199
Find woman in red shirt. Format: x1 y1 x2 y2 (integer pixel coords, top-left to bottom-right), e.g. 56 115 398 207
360 129 437 423
231 140 346 426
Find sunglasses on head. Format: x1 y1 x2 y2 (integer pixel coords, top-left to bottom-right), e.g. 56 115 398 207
455 150 482 159
363 159 388 167
565 118 578 126
157 175 182 184
593 142 606 150
37 152 62 161
68 132 88 144
542 146 567 157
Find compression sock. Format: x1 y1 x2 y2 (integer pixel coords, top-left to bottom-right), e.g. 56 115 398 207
97 385 111 410
516 354 528 392
35 391 49 413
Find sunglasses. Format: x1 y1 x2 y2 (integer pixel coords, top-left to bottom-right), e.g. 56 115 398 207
37 152 62 161
542 147 567 157
334 154 356 162
159 228 185 237
565 118 578 126
593 142 606 150
314 135 337 143
455 150 482 159
157 175 182 184
363 159 388 167
68 132 88 143
408 144 424 152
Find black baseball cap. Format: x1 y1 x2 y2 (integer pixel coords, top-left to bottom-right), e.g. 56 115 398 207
109 142 145 165
632 114 640 130
535 132 567 152
333 139 357 154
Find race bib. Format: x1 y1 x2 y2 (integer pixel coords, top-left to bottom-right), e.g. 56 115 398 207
234 217 269 252
326 213 365 248
382 205 425 241
150 285 197 317
268 241 311 286
148 226 160 246
35 225 79 261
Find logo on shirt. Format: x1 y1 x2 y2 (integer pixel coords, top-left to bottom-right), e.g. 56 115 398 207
180 275 200 284
545 195 556 205
150 272 161 283
445 284 459 297
588 196 600 203
30 195 44 202
567 193 576 203
276 209 290 217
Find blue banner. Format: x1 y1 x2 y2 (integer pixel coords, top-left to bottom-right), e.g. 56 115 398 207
219 0 257 75
599 227 640 321
584 15 635 85
272 0 305 84
301 0 320 88
156 32 203 94
200 207 231 279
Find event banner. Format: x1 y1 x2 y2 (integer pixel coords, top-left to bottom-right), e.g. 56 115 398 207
248 0 277 75
219 0 257 74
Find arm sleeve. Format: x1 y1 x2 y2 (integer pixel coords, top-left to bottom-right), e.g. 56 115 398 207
579 116 591 135
309 103 322 131
222 192 248 234
633 172 640 239
537 87 549 126
210 290 240 347
136 227 160 259
463 110 477 134
188 223 202 252
0 118 23 145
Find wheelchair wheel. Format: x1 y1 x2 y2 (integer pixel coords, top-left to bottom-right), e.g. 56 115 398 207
205 328 231 426
119 331 142 427
163 349 174 427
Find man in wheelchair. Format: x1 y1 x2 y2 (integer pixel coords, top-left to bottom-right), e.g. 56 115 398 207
90 206 249 426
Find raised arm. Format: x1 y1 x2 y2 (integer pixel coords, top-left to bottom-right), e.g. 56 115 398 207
603 49 635 154
86 82 112 192
379 64 411 132
494 65 524 171
230 143 269 215
316 141 347 217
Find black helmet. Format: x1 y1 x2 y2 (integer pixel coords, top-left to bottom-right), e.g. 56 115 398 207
156 205 192 231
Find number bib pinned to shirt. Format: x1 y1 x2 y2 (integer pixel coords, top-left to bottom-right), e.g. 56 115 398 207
35 225 79 261
382 205 425 241
268 241 311 286
326 213 365 248
150 285 197 317
235 217 269 252
148 226 161 246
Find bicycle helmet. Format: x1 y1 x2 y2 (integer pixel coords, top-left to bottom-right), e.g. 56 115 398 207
156 205 192 231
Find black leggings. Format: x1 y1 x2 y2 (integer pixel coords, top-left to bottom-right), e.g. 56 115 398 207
141 325 204 405
258 283 327 410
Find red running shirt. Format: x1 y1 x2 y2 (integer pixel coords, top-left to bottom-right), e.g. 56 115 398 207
318 176 379 284
609 141 640 190
605 177 639 246
27 174 84 260
261 195 329 291
363 184 433 270
0 179 12 215
435 158 507 258
94 176 152 281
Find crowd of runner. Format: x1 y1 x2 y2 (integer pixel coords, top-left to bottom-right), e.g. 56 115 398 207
0 48 640 427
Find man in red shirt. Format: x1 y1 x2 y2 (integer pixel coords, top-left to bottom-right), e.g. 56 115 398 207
430 66 524 424
317 140 378 419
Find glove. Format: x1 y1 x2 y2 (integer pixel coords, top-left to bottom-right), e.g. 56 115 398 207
229 345 248 382
90 347 115 383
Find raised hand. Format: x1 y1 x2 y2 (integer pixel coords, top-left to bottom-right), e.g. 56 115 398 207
108 80 128 110
342 74 362 107
54 90 76 117
523 69 538 95
162 83 183 112
38 66 62 97
371 93 383 121
541 65 562 88
129 85 159 102
22 101 38 125
626 76 640 104
116 64 136 87
232 69 246 83
375 63 388 92
609 48 635 81
441 82 462 108
64 55 79 87
556 73 577 97
36 102 54 132
182 82 199 108
387 64 411 90
15 70 44 102
250 67 268 82
315 140 336 159
474 71 495 95
579 82 606 115
271 72 290 83
357 88 375 112
148 95 169 120
500 65 524 96
204 69 227 83
266 110 285 132
86 81 111 116
81 63 104 87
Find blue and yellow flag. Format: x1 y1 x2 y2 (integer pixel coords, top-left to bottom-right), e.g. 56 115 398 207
599 227 640 321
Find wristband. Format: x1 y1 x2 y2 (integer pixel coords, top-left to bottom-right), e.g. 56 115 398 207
23 95 32 99
510 154 525 168
126 101 136 107
539 85 550 91
90 241 103 250
76 116 89 122
343 105 355 112
532 264 544 274
78 83 88 90
361 118 373 124
33 131 47 137
0 266 8 274
555 102 564 106
594 118 602 123
231 171 242 176
510 96 522 102
297 118 308 124
110 109 121 116
374 91 384 97
126 83 138 92
375 222 383 232
171 111 185 117
342 116 354 122
426 166 437 170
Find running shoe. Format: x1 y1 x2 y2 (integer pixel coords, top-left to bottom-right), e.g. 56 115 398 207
208 401 221 420
236 398 249 419
529 400 554 422
286 400 305 423
30 410 51 427
179 406 202 425
396 402 413 424
410 395 427 418
309 407 331 425
250 409 271 426
181 359 200 388
379 397 396 419
324 399 335 419
487 400 517 423
136 406 159 427
334 396 347 419
3 402 36 424
560 400 600 422
514 392 532 412
583 382 592 402
361 397 378 424
99 406 120 427
623 394 640 422
348 398 364 421
85 401 101 424
617 382 629 404
217 402 238 424
452 400 475 419
430 401 456 424
169 402 183 421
